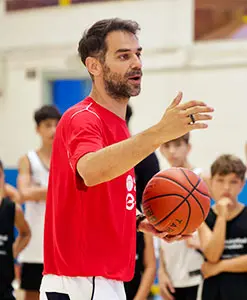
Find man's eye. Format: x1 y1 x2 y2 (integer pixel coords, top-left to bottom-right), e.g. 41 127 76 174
119 54 129 60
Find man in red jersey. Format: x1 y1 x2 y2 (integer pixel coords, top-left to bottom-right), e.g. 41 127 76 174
40 18 213 300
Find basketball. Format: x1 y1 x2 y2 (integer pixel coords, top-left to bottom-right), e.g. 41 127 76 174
142 167 211 235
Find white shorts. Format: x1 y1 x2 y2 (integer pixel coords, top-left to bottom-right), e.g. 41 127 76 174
40 274 126 300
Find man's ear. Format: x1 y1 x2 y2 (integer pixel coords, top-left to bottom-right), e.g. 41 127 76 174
85 57 102 77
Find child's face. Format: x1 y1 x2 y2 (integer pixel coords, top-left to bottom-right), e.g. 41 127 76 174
36 118 59 146
211 173 245 202
160 140 191 167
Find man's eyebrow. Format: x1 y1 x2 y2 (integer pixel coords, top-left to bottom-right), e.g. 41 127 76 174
115 47 142 54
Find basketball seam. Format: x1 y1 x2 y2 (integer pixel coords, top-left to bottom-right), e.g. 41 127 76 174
180 169 209 197
146 196 187 227
156 175 207 219
180 169 209 219
178 199 191 235
143 193 185 204
155 175 200 198
152 178 201 227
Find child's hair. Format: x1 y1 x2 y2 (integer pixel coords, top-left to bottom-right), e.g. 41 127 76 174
211 154 246 181
34 105 61 126
0 160 3 171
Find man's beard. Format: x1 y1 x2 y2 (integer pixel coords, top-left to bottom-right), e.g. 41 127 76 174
103 64 141 100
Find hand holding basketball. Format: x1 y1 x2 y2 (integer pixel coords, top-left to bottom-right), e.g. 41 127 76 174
138 217 192 243
142 168 211 236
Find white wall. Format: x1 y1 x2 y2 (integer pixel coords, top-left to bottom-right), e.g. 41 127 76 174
130 64 247 172
0 0 194 51
0 50 75 167
2 40 247 170
0 0 194 167
129 40 247 171
0 0 246 171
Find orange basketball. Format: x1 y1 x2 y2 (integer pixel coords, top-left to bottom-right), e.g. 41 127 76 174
142 168 210 235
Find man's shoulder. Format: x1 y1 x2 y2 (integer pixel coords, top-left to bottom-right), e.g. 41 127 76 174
61 98 101 125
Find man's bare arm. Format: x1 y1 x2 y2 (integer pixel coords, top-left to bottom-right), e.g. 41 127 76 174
77 96 213 187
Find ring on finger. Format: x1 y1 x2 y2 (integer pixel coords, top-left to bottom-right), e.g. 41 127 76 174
189 114 195 124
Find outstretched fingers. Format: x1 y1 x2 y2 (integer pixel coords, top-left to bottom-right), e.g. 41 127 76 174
169 92 183 109
185 105 214 116
179 100 206 110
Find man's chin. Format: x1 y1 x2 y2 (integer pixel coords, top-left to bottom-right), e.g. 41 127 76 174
130 88 141 97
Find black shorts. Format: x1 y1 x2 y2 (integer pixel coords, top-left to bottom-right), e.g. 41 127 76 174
0 285 15 300
21 263 43 291
124 273 141 300
202 275 247 300
172 285 199 300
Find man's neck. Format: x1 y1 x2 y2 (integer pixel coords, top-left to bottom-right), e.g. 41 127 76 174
89 85 129 120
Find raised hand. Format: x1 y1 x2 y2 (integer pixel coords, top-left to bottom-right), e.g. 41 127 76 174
156 92 214 144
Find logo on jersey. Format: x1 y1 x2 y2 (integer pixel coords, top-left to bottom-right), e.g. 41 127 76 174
126 175 136 211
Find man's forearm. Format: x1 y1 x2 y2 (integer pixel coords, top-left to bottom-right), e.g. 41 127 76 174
77 99 213 187
77 124 164 187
